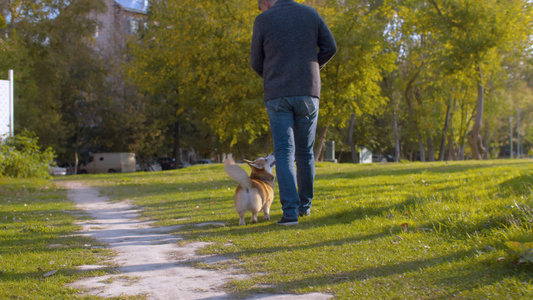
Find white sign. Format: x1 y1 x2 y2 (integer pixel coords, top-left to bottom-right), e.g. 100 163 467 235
360 147 372 164
0 70 13 138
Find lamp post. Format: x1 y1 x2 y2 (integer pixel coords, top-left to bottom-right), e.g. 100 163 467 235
517 109 521 158
510 116 513 159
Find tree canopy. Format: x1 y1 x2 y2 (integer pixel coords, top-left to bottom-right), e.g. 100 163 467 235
2 0 532 164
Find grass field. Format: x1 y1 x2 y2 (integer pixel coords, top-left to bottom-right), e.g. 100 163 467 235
0 178 114 299
2 159 533 299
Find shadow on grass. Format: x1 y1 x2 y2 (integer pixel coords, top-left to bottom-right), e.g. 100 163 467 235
498 173 533 196
0 207 100 255
50 161 533 298
0 266 112 284
78 178 235 202
60 160 530 202
0 230 102 255
318 161 521 181
169 197 426 260
230 251 532 298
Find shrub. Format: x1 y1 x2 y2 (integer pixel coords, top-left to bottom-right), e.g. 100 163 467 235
0 131 55 179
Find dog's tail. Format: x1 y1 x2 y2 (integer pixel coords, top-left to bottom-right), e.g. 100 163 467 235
224 157 252 190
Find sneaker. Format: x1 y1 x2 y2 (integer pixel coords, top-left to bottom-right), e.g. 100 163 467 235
276 217 299 226
299 211 310 217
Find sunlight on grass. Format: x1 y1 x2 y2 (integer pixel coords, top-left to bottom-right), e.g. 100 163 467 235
8 159 532 299
0 178 113 299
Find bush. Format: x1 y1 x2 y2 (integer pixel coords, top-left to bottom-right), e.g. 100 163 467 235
0 131 55 179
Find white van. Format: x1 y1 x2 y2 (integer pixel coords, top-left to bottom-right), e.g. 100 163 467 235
79 153 136 174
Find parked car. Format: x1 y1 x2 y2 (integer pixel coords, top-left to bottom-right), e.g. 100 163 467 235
58 162 76 175
372 154 394 163
157 158 176 170
78 153 137 174
138 161 162 172
49 164 67 176
193 159 213 165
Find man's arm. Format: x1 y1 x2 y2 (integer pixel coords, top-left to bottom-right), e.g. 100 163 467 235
317 16 337 69
250 19 264 77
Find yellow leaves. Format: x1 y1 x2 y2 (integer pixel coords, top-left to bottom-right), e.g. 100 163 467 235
124 0 265 147
504 241 533 264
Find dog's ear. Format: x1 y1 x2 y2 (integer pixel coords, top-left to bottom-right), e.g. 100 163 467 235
245 158 264 169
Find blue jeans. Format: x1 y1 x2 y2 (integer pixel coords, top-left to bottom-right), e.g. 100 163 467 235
265 96 319 220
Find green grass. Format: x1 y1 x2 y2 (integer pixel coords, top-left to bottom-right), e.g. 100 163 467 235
0 178 115 299
4 159 533 299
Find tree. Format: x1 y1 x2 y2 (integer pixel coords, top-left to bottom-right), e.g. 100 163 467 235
314 0 395 161
428 0 533 159
0 0 107 162
126 0 267 163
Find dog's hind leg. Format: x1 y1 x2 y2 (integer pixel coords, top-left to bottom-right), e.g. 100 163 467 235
262 207 270 221
262 201 272 221
238 211 246 225
251 212 258 224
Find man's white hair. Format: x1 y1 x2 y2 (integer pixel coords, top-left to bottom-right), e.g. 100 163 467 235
258 0 277 8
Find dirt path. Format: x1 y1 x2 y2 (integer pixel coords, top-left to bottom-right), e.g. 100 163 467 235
62 181 332 300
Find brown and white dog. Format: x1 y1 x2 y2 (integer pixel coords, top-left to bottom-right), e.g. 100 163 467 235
224 154 276 225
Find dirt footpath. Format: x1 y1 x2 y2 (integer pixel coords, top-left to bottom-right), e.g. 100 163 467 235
61 181 332 300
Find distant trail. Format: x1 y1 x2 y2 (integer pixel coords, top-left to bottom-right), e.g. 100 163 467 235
61 181 332 300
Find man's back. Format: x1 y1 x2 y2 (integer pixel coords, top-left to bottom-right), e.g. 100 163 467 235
250 0 337 101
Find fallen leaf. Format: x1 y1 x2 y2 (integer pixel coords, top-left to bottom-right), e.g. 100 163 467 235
401 223 409 232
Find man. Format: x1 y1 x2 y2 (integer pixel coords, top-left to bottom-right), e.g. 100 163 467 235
250 0 337 225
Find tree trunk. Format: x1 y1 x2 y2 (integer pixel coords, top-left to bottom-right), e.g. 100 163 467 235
467 64 486 160
417 132 425 162
387 70 400 163
447 135 456 160
459 143 465 160
427 137 434 161
348 113 357 163
446 94 458 161
314 123 330 162
438 88 453 161
405 63 425 162
173 120 181 167
483 128 489 159
393 110 400 163
73 128 80 175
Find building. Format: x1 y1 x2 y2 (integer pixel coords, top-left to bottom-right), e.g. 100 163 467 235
93 0 149 56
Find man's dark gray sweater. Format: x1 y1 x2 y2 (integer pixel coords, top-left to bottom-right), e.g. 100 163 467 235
250 0 337 101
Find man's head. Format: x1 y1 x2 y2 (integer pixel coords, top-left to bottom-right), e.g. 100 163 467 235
258 0 277 12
